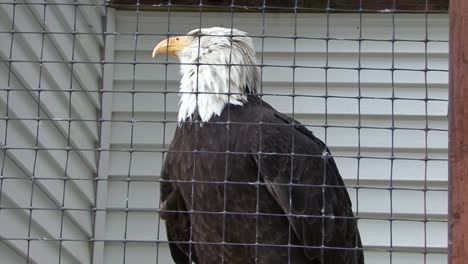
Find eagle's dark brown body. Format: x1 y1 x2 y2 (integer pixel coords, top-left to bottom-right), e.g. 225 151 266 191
161 96 364 264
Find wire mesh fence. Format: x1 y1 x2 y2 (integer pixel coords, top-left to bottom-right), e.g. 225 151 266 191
0 1 449 263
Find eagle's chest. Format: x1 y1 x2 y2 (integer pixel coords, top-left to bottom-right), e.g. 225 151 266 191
166 121 262 211
168 122 256 181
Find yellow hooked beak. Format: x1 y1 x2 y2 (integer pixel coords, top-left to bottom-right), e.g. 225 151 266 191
152 36 192 59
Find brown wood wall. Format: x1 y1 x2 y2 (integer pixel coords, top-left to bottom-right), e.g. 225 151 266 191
110 0 448 12
449 0 468 263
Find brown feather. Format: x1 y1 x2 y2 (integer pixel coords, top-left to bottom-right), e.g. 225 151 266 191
161 95 364 264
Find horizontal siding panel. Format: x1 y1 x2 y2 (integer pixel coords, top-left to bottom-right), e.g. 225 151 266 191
116 50 448 71
110 85 448 117
108 150 163 179
105 211 164 241
104 243 172 264
114 80 449 100
106 179 162 209
106 175 447 190
113 68 448 92
102 232 447 264
107 146 448 182
113 53 449 85
111 110 448 130
116 12 448 41
102 210 446 250
350 187 447 216
360 219 447 249
116 31 449 55
364 251 446 264
110 112 447 150
335 156 447 183
105 177 447 217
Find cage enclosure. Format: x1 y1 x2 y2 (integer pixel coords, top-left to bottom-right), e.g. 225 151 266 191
0 1 449 264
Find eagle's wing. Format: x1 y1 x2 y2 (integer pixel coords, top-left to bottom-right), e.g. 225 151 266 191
160 160 199 264
253 109 363 263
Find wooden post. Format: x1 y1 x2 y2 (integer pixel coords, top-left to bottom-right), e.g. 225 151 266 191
449 0 468 263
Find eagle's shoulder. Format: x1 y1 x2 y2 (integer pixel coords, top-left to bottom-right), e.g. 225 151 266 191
239 96 326 153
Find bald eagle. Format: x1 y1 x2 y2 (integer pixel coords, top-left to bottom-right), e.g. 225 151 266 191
153 27 364 264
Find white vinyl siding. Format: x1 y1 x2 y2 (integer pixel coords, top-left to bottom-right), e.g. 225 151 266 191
1 6 448 264
106 11 448 264
0 1 104 263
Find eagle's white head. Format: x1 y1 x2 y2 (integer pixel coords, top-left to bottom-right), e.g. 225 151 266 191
152 27 259 123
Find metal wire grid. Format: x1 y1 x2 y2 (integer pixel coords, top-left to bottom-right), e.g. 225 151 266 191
0 0 448 263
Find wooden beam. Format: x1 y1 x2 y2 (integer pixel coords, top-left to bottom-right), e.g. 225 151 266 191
449 0 468 263
110 0 449 12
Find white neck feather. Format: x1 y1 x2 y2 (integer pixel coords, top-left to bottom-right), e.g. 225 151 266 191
176 29 258 123
178 64 249 123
